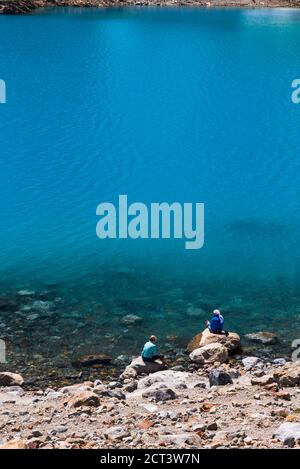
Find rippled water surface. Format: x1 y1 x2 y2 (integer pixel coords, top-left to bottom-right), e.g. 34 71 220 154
0 7 300 384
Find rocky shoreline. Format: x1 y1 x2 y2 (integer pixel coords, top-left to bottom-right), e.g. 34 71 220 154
1 329 300 449
1 0 300 16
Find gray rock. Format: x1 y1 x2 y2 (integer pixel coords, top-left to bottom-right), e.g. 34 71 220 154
283 436 295 447
207 422 218 431
193 381 207 389
273 358 286 366
99 389 126 400
142 386 177 402
123 381 137 393
209 369 233 387
274 422 300 442
242 357 261 371
53 425 67 434
104 426 130 441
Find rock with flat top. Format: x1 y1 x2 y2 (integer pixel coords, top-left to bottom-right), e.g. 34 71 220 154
119 356 167 381
187 329 240 353
137 369 199 390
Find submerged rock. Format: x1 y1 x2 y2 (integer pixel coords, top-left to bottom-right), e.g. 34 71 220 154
0 297 18 311
244 332 278 345
121 314 142 325
189 343 228 365
17 290 35 297
72 354 112 368
0 372 24 387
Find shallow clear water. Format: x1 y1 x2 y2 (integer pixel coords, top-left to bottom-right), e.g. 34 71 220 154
0 7 300 384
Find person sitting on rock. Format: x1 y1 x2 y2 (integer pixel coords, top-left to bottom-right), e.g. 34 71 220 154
205 309 227 335
141 335 164 363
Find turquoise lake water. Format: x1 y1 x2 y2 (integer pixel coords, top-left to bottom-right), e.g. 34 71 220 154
0 7 300 383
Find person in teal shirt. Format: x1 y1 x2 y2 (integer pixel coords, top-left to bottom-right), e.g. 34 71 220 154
141 335 164 363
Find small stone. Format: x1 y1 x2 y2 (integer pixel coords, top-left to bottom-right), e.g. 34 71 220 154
242 357 261 371
207 422 218 431
67 391 101 408
209 369 233 386
53 425 68 434
273 358 286 366
283 436 295 448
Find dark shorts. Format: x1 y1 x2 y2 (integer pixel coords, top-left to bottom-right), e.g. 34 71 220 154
142 354 163 363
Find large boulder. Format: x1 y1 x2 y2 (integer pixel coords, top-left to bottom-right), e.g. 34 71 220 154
137 370 201 390
119 356 167 381
187 329 240 353
187 332 202 353
273 361 300 387
0 372 24 387
189 343 228 365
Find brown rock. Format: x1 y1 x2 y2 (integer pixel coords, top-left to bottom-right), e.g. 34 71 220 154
199 328 241 352
0 439 26 449
189 343 228 365
251 375 275 386
275 390 291 401
273 362 300 387
0 372 24 387
187 332 202 353
187 329 240 353
67 391 100 408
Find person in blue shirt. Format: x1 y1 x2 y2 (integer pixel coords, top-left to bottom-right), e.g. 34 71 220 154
205 309 226 334
141 335 164 363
